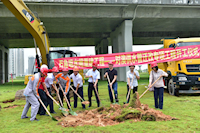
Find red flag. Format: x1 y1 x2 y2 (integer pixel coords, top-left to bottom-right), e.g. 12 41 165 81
11 73 13 83
35 59 40 69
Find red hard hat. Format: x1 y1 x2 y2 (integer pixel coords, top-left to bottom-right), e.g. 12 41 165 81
52 66 59 72
59 67 63 72
48 69 52 73
40 64 48 76
73 66 79 72
108 60 114 65
92 61 98 67
62 67 68 72
151 63 158 68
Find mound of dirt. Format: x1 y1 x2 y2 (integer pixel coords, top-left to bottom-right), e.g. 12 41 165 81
2 99 15 103
58 92 177 127
4 105 23 109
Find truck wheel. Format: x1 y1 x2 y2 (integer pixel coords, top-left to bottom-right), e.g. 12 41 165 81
168 79 175 95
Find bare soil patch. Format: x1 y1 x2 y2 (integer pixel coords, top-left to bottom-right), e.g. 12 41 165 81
58 92 177 127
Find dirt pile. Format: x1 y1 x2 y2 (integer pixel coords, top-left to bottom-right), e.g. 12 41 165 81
2 99 15 103
58 92 177 127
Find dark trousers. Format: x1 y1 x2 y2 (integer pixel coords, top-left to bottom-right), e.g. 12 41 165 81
38 89 47 115
46 88 54 113
154 87 164 109
59 89 71 109
126 85 138 103
88 83 100 107
108 82 118 103
73 86 85 109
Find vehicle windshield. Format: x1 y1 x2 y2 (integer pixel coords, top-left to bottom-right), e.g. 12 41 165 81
177 42 200 47
49 51 77 69
49 52 64 69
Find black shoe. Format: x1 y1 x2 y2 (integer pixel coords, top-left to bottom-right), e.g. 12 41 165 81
34 118 39 121
50 111 56 114
40 114 49 116
31 118 39 121
21 116 29 119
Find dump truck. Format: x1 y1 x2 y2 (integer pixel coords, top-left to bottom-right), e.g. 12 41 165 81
148 37 200 96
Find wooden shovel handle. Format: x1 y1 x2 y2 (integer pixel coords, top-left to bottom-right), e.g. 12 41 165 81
126 75 135 101
92 77 101 103
58 83 71 109
38 98 51 116
106 75 115 100
70 86 84 101
54 84 63 107
47 93 59 106
139 76 162 99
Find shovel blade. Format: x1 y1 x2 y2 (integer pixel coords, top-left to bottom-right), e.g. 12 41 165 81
61 110 69 116
52 117 58 121
69 109 78 116
81 101 90 105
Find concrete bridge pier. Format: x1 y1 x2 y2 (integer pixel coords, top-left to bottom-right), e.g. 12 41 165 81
111 20 133 82
95 38 108 80
0 45 9 84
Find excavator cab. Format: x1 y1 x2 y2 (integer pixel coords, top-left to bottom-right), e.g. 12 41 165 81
49 50 77 75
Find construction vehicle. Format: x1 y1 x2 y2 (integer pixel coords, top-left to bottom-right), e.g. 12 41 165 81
2 0 84 84
148 37 200 96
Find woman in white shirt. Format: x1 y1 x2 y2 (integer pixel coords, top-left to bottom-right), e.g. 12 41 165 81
149 63 168 109
126 65 140 103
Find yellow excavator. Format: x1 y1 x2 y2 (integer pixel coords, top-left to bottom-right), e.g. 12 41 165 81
2 0 84 84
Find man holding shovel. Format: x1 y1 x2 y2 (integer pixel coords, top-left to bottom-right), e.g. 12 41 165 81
38 65 50 116
126 65 140 103
21 64 48 121
45 66 59 114
70 66 85 109
85 61 100 107
55 67 71 109
104 61 119 104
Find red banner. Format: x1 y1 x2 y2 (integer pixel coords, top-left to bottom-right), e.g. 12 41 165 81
54 45 200 70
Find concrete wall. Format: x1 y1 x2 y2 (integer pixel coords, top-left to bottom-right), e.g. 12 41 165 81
95 38 108 80
0 45 9 84
111 20 133 82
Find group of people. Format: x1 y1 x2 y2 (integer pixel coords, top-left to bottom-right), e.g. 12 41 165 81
21 61 168 121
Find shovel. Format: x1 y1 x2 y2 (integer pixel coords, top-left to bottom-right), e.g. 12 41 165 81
92 78 102 107
58 83 78 116
124 75 134 104
38 98 58 121
70 86 90 105
54 84 64 107
106 75 117 104
139 76 162 99
47 93 68 117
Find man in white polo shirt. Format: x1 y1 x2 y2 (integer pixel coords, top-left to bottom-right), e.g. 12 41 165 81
70 66 85 109
45 66 59 113
85 61 100 107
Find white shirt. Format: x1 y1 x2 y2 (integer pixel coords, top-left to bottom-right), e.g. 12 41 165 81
70 73 83 87
86 69 100 83
149 69 168 88
45 73 54 88
126 70 140 88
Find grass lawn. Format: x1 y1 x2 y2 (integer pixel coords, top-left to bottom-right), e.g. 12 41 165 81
1 74 200 133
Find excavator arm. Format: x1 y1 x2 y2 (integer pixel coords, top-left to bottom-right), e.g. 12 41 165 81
2 0 50 65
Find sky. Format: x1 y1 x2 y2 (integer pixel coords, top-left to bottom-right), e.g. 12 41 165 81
23 45 163 72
